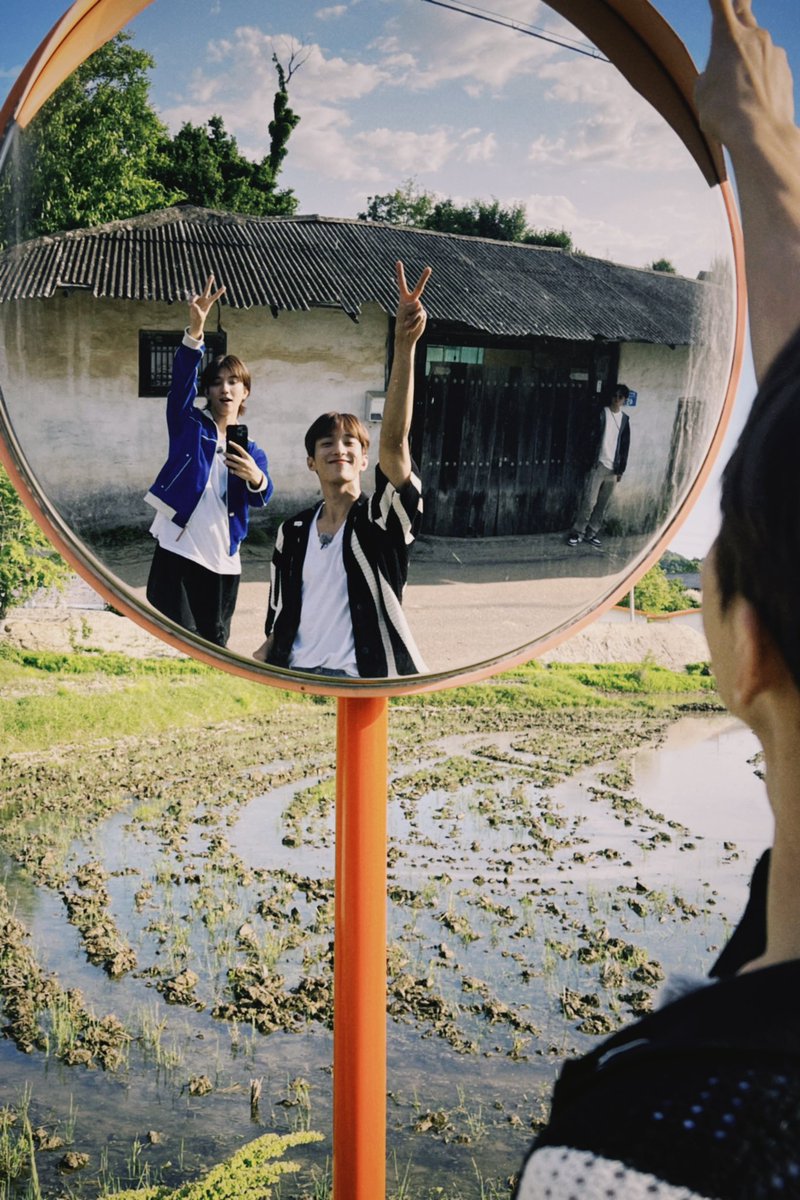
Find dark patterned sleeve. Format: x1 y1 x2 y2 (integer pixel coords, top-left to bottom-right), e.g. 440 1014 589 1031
264 523 285 637
368 463 423 545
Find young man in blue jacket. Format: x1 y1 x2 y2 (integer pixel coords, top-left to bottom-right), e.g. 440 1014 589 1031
145 276 273 646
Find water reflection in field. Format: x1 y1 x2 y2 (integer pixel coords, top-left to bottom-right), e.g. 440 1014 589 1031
0 714 769 1197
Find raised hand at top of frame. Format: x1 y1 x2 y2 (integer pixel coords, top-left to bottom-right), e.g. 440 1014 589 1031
188 275 227 340
394 260 432 351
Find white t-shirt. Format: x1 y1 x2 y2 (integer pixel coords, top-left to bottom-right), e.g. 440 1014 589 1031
599 407 623 471
150 440 241 575
289 509 358 675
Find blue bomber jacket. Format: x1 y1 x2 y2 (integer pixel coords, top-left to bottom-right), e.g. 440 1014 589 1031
144 342 273 555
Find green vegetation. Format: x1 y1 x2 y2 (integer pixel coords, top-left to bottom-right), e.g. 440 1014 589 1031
0 34 301 248
633 564 699 613
411 657 716 712
0 650 717 756
649 258 677 274
0 466 71 619
359 178 574 249
660 550 703 575
0 648 295 753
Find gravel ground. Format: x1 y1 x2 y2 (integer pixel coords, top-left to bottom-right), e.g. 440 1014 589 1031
2 601 709 670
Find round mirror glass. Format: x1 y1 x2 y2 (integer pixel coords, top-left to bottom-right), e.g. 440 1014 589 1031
0 0 740 688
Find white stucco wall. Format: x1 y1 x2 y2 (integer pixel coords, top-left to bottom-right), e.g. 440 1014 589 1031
0 294 388 530
0 291 716 540
615 341 694 531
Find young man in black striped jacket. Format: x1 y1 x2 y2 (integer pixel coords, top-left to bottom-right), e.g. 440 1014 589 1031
254 261 431 678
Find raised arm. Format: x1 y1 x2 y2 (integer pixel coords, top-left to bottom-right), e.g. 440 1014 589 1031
696 0 800 381
379 260 432 488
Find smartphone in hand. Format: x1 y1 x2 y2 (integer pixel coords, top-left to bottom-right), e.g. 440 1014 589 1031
226 424 249 453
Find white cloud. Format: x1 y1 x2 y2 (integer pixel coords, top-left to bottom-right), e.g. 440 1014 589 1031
353 126 456 174
527 58 686 172
159 29 387 157
461 130 497 164
397 3 559 95
316 4 348 18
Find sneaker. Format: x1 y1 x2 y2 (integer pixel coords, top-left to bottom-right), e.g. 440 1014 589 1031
584 534 602 548
566 534 580 546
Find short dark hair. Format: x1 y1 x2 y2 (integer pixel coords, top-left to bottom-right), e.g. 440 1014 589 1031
304 412 370 458
716 325 800 688
612 384 630 401
200 355 252 415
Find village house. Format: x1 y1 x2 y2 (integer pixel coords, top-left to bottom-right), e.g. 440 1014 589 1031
0 205 732 543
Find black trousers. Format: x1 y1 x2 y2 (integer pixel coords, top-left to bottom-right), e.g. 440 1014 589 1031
146 544 240 647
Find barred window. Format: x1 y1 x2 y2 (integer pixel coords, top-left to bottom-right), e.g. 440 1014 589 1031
138 330 228 397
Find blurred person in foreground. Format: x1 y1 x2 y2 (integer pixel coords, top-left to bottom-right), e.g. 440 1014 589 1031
514 2 800 1196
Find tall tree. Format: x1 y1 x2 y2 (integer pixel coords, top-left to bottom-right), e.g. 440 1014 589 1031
1 33 176 247
154 50 304 217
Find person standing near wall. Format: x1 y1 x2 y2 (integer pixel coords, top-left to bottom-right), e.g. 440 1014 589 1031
566 384 631 548
145 276 273 647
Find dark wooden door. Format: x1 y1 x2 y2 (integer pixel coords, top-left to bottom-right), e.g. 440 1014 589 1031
413 361 593 536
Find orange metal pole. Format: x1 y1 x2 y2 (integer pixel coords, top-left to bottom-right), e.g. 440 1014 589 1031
333 695 389 1199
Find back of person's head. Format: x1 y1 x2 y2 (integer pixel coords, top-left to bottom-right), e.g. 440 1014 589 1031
716 326 800 689
304 412 371 458
200 355 252 413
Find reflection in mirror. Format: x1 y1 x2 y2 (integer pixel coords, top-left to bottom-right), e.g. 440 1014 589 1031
0 0 737 681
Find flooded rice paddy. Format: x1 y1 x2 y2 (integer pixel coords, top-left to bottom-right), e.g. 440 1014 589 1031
0 702 771 1198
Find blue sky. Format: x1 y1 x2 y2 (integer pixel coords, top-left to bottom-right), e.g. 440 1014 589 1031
3 1 798 557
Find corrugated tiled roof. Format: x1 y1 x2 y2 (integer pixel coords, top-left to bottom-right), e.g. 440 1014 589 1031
0 206 703 344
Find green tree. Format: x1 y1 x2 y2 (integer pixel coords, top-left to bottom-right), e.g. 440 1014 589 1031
359 178 576 248
359 178 436 227
1 34 177 246
0 466 71 619
523 227 574 250
155 51 303 217
1 35 303 247
633 563 699 613
649 258 677 274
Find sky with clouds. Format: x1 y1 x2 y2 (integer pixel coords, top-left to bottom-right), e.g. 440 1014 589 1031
2 1 799 556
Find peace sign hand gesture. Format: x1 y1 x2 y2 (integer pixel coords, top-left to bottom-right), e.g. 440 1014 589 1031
188 275 226 340
696 0 794 152
394 260 432 350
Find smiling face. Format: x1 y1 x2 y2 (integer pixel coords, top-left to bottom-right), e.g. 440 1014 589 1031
308 430 369 487
205 366 249 429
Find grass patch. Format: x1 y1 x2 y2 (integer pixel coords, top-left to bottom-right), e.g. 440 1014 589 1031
0 649 717 754
0 651 301 753
405 659 717 712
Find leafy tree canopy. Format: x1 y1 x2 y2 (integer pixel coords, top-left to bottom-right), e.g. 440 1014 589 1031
152 51 303 217
1 34 177 245
1 35 302 247
359 178 575 250
0 466 72 619
633 563 699 613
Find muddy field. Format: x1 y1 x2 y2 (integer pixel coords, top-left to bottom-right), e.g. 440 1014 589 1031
0 679 770 1198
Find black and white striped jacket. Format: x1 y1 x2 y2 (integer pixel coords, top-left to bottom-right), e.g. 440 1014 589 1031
265 464 427 677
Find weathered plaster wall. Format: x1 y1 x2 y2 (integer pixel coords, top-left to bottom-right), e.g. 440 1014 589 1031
614 341 695 533
1 294 388 532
